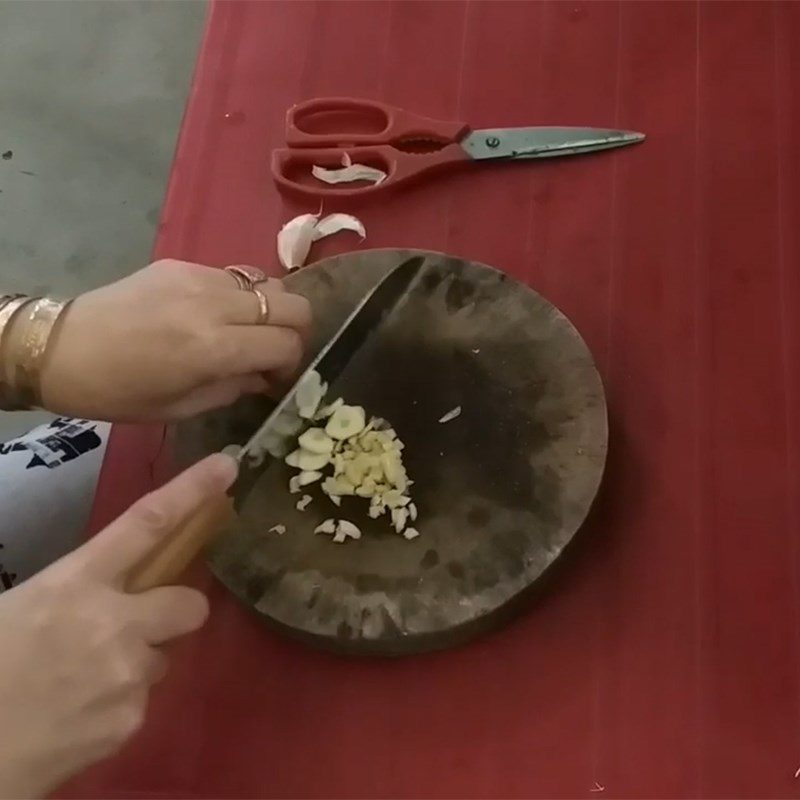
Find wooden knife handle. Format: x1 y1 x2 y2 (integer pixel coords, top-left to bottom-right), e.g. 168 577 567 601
126 493 235 593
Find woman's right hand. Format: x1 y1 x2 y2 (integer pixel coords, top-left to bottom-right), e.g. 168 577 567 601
0 453 236 800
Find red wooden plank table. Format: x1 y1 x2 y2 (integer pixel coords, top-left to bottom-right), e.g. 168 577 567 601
65 1 800 797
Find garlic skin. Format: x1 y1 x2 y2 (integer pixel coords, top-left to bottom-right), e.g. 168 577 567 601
311 163 387 186
277 213 319 271
438 406 462 424
277 213 367 271
313 214 366 241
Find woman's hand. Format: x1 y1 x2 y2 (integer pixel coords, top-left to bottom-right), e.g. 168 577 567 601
38 260 312 421
0 454 236 799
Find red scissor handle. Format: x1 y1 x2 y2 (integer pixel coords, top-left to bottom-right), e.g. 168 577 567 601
285 97 469 148
272 144 471 202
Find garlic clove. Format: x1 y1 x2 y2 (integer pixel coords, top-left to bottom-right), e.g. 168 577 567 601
355 476 377 498
391 506 409 533
381 452 403 485
285 449 330 472
336 519 362 540
325 405 366 440
314 519 337 535
403 527 420 541
315 397 344 421
298 427 335 455
382 489 409 509
322 476 356 496
296 494 313 511
297 470 323 486
294 370 325 419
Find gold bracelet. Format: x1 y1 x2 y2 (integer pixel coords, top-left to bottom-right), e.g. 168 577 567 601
0 295 37 410
6 297 72 408
0 294 26 314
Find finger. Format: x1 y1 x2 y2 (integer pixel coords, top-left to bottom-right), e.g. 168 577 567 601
125 586 210 645
162 374 273 419
142 647 169 685
203 264 275 290
256 277 285 293
224 288 312 335
75 454 238 581
212 326 304 384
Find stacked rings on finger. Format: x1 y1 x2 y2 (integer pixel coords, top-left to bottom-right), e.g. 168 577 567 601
223 266 271 325
224 265 265 290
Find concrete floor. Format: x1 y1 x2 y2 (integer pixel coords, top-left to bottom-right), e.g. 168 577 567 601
0 0 205 439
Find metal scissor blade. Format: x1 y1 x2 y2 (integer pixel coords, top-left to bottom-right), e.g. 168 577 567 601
462 126 645 161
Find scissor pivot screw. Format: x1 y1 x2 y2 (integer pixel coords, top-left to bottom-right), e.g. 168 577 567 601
486 136 501 148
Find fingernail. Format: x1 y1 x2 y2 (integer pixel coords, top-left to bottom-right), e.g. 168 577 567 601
205 452 239 487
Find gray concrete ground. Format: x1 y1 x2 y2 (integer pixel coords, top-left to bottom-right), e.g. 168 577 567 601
0 0 205 440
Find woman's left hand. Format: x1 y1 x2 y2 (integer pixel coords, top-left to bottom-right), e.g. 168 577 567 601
37 259 312 422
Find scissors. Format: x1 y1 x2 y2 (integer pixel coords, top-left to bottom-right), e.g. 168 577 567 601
271 97 644 201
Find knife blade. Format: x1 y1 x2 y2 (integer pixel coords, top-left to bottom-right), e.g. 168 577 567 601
126 255 426 592
238 254 425 468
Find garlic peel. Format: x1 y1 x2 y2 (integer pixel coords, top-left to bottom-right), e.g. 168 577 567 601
439 405 462 424
311 163 387 186
277 213 319 271
313 214 366 241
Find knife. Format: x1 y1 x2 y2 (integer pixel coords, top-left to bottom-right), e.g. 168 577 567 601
126 255 425 592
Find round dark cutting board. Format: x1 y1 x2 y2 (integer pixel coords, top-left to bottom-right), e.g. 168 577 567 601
175 249 607 655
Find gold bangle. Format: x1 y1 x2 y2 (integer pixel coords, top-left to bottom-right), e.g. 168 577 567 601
0 295 36 410
7 297 71 408
0 294 26 314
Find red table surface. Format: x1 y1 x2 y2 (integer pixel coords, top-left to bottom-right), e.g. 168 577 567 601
63 1 800 797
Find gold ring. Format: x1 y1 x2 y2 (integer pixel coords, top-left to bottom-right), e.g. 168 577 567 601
250 286 270 324
225 268 249 290
224 265 266 290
